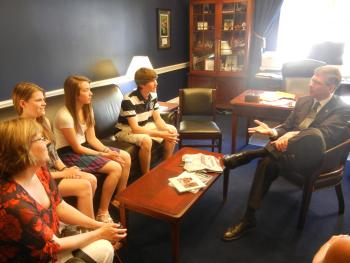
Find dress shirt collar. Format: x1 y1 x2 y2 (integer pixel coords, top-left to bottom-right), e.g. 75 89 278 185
315 94 333 112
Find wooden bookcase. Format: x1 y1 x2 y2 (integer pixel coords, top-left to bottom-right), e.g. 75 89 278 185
189 0 253 108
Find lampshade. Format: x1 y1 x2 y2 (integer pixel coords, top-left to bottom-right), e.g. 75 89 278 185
126 56 153 79
221 41 232 55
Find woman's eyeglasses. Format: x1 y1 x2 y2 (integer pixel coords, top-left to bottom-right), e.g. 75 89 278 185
31 136 48 143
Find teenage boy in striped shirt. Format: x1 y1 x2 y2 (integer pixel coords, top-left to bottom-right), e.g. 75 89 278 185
115 67 178 174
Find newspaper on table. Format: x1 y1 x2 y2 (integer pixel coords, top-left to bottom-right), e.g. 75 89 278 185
181 153 223 173
168 171 206 193
195 172 213 185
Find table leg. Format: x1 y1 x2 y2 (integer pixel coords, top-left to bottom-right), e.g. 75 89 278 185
245 117 252 146
231 113 238 153
223 168 230 202
174 109 178 128
119 203 128 247
171 222 180 263
119 203 127 229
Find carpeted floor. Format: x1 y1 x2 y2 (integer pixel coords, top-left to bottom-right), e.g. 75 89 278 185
114 113 350 263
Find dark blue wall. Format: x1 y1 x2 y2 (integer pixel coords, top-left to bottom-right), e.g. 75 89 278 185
0 0 189 101
157 68 188 101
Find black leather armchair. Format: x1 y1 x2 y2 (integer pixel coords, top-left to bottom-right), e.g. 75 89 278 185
178 88 222 152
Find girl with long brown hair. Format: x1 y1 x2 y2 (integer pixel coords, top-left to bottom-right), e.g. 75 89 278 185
54 75 131 223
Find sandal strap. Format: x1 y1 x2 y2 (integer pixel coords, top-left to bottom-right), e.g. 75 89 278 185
96 212 114 223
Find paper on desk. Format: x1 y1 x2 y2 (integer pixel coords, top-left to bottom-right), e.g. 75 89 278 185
259 91 295 102
255 72 282 79
159 105 168 112
260 98 295 107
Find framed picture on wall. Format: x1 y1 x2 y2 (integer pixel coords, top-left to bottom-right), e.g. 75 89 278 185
157 9 171 49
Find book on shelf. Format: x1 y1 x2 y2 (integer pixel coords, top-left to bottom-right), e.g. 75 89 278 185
222 9 235 14
168 171 206 193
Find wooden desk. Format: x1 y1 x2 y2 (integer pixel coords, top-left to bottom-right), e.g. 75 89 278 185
159 101 179 112
159 98 179 126
230 89 295 153
118 147 225 263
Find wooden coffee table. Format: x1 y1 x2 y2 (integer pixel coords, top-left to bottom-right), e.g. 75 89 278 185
118 147 226 263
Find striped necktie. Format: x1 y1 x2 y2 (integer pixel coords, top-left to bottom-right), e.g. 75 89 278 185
299 101 320 130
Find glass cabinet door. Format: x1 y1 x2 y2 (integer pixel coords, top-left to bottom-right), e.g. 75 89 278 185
191 3 216 71
219 1 247 72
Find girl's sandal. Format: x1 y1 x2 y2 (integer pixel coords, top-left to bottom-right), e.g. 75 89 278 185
96 212 114 223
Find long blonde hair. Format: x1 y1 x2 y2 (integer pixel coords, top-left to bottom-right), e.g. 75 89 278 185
12 82 54 142
63 75 95 131
0 118 43 177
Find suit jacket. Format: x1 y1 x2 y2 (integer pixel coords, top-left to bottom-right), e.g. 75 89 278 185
275 95 350 149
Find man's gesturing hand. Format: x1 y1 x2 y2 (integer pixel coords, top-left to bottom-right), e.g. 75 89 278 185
248 120 273 136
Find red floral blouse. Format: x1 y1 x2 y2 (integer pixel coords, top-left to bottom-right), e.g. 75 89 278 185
0 167 62 262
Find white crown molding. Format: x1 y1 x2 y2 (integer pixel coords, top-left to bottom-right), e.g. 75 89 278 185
0 62 189 109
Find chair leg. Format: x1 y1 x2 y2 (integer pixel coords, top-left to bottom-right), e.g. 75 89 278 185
298 181 314 229
211 139 214 152
245 117 252 145
335 184 345 214
223 168 230 202
218 137 222 153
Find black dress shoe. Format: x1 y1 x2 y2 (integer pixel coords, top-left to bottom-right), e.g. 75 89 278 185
222 218 256 241
222 152 251 170
223 148 267 170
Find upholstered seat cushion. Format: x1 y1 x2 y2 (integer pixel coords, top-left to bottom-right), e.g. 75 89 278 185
180 120 221 134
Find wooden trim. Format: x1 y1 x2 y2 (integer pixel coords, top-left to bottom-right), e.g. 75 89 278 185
0 62 189 109
155 62 188 74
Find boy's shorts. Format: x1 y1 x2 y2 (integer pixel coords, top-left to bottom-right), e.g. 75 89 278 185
115 122 176 146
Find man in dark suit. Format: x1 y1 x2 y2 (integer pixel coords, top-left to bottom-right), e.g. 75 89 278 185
222 65 350 241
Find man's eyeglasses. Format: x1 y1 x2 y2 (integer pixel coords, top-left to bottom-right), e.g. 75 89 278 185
31 136 48 143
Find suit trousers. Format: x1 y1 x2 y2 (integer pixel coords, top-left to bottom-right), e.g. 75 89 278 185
247 128 326 210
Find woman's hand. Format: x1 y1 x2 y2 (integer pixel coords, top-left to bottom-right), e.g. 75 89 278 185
100 150 126 166
62 166 82 179
97 223 127 243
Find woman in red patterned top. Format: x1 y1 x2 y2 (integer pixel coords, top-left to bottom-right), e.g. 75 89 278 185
0 119 127 263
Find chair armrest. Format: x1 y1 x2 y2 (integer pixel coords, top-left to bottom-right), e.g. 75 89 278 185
317 139 350 175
